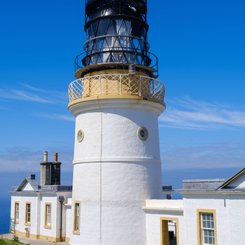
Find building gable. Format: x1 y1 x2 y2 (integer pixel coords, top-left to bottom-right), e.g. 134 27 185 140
16 176 39 192
218 168 245 190
22 182 35 191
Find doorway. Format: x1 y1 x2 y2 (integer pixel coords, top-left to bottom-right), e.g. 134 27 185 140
161 218 178 245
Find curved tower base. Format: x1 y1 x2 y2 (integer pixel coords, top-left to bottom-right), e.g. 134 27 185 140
69 99 164 245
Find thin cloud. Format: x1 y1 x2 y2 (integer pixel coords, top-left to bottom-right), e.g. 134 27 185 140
160 97 245 129
36 113 74 122
0 83 67 105
0 148 73 173
161 141 245 170
21 83 67 100
21 83 47 93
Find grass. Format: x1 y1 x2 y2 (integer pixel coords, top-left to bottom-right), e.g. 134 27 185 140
0 239 28 245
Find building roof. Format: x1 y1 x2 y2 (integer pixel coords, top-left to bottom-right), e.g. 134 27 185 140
182 179 225 191
11 175 72 194
179 168 245 195
217 168 245 190
16 176 39 192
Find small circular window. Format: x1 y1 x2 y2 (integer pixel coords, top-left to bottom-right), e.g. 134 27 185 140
77 130 84 143
138 127 149 141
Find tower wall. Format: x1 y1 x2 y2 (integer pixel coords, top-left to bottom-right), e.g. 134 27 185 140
69 99 163 245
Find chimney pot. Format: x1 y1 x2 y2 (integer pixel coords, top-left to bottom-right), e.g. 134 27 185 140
54 152 58 162
30 174 35 180
44 151 48 162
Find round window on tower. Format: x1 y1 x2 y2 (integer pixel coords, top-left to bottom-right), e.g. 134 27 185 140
138 127 149 141
77 130 84 143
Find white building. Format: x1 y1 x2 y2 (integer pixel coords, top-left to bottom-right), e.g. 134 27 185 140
145 170 245 245
9 0 245 244
11 160 245 244
10 153 73 243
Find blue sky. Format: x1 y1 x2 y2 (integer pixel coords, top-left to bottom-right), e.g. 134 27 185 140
0 0 245 192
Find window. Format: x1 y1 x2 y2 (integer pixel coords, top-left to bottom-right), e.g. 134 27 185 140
25 203 31 225
45 204 52 228
197 210 217 245
73 203 80 234
138 127 149 141
14 202 19 224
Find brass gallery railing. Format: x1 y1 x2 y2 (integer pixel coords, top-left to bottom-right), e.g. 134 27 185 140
68 74 165 105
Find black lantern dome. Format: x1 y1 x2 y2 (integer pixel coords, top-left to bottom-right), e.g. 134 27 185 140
75 0 158 78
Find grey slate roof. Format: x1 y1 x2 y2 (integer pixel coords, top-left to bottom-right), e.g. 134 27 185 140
11 176 72 194
16 176 40 192
179 168 245 194
182 179 225 191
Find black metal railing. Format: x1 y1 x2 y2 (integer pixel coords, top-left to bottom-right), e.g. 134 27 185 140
75 49 158 77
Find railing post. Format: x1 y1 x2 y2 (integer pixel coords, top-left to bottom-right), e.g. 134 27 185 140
139 76 142 96
82 79 84 97
120 75 122 95
128 75 131 95
152 79 155 96
100 75 102 95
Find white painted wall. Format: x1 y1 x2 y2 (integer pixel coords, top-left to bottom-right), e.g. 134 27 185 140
183 194 232 245
11 195 39 236
69 99 164 245
65 198 72 241
226 195 245 244
144 200 185 245
39 193 72 240
39 196 58 239
11 192 72 241
145 194 245 245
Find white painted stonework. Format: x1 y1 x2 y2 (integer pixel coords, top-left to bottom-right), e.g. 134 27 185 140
69 98 164 245
11 189 72 242
39 196 60 239
11 195 39 236
64 198 72 240
144 200 185 245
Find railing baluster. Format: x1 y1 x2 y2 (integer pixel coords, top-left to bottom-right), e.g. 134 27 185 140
100 75 102 95
138 76 142 96
120 75 122 95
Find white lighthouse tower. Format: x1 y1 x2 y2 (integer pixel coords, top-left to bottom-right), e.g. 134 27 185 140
68 0 165 244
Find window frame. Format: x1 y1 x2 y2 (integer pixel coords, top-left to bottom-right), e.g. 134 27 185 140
197 209 217 245
160 217 179 245
25 202 31 226
73 202 81 235
14 202 20 224
44 203 52 229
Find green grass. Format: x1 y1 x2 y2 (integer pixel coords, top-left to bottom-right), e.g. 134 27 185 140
0 239 28 245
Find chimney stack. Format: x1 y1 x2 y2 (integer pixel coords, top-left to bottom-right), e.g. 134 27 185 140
40 151 62 186
40 151 51 186
52 152 61 186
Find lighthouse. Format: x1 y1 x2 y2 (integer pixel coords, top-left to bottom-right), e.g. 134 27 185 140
68 0 165 244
